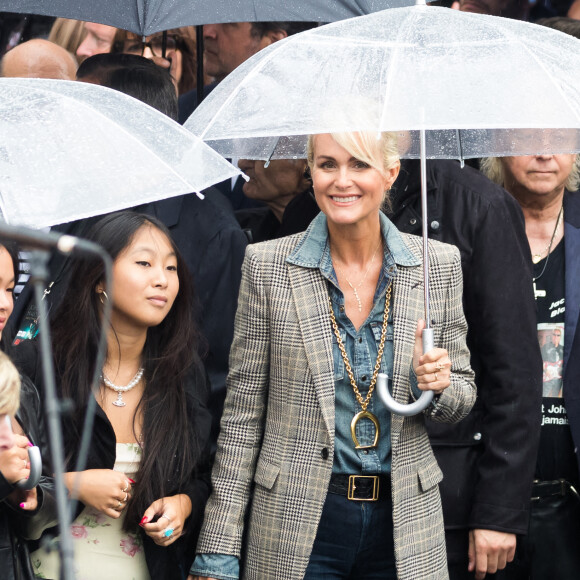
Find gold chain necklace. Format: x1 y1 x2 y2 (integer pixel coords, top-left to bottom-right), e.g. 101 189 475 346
531 205 563 264
332 241 381 312
328 282 392 449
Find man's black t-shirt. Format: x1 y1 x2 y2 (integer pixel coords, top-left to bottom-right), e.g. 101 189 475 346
534 240 578 484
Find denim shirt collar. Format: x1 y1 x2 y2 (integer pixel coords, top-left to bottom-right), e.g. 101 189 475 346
287 211 421 277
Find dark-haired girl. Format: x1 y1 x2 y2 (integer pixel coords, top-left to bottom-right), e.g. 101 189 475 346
24 212 211 579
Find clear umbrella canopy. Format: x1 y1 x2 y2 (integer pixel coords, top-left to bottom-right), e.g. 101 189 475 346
186 4 580 162
0 78 240 229
186 3 580 414
0 0 414 36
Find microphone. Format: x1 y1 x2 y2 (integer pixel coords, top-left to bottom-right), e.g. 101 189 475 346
0 221 102 256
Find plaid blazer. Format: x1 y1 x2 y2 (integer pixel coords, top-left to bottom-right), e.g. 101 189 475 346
197 230 475 580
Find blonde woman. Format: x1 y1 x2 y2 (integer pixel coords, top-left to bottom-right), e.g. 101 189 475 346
190 127 475 580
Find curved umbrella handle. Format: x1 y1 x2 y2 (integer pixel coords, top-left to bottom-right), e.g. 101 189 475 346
376 328 435 416
16 445 42 491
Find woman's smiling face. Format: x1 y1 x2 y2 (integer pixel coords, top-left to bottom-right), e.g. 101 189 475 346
310 133 398 229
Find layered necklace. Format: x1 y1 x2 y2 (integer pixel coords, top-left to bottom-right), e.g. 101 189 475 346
102 367 144 407
328 282 392 449
332 241 381 312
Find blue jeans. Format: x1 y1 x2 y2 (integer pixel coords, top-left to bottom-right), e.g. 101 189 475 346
304 489 397 579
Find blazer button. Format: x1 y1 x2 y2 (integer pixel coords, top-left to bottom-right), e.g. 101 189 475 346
321 447 329 460
473 432 482 441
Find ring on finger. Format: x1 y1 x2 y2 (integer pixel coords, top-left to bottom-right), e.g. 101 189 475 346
436 362 444 371
123 492 128 502
122 482 129 493
434 372 439 382
158 514 171 524
116 500 122 509
163 527 174 538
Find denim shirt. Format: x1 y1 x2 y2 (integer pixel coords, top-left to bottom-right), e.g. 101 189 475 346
191 212 420 580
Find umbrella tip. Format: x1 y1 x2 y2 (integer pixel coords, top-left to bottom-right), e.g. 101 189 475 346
241 172 250 182
195 192 205 200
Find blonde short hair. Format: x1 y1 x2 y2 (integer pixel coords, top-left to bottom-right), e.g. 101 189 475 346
481 155 580 192
0 351 20 416
307 129 399 210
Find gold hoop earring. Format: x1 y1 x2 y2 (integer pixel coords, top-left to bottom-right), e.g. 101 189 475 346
98 290 109 305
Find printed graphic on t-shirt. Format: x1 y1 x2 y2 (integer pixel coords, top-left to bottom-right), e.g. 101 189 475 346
538 322 564 398
541 399 569 426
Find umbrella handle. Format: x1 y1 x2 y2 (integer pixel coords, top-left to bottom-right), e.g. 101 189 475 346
376 329 435 416
16 446 42 491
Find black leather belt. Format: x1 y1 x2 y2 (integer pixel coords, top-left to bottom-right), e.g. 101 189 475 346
329 473 390 502
531 479 580 501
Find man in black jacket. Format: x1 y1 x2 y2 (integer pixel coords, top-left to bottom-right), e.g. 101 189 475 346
390 159 543 579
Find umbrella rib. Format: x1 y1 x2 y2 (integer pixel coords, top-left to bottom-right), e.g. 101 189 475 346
197 37 296 141
519 43 580 124
378 7 417 131
41 82 226 191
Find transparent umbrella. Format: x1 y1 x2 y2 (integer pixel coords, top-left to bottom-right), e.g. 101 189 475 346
185 0 580 414
0 78 240 228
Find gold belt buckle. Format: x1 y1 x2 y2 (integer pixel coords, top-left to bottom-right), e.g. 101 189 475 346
347 475 379 502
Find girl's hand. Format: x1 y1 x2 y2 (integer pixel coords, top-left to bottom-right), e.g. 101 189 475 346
413 319 452 395
9 487 38 511
0 433 32 484
140 494 192 546
64 469 133 519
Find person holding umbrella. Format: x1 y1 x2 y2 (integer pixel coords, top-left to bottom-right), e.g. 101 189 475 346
0 243 57 580
190 122 475 580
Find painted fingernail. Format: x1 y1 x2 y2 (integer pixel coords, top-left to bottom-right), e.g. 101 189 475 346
128 478 136 484
139 516 149 526
19 502 25 509
27 442 33 447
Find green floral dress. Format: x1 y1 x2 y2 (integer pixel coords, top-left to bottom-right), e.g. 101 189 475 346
32 443 150 580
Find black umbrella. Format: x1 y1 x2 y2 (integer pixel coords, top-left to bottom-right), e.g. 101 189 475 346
0 0 414 112
0 0 414 36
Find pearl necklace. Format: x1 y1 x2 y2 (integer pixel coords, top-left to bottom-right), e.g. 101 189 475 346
102 367 144 407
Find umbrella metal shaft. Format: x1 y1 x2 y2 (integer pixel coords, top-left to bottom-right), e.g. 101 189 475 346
420 128 431 331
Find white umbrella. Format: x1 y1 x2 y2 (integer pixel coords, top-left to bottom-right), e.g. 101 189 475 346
186 3 580 161
0 78 241 229
185 1 580 414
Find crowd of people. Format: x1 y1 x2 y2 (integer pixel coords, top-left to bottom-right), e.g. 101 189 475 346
0 1 579 579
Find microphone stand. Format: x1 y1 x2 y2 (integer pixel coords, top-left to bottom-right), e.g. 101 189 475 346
28 249 75 580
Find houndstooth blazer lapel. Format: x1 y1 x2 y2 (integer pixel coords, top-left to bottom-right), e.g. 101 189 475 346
287 261 336 438
391 245 425 445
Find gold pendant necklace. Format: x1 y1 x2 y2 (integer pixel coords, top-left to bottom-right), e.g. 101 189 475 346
531 205 563 264
332 241 381 312
328 282 392 449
